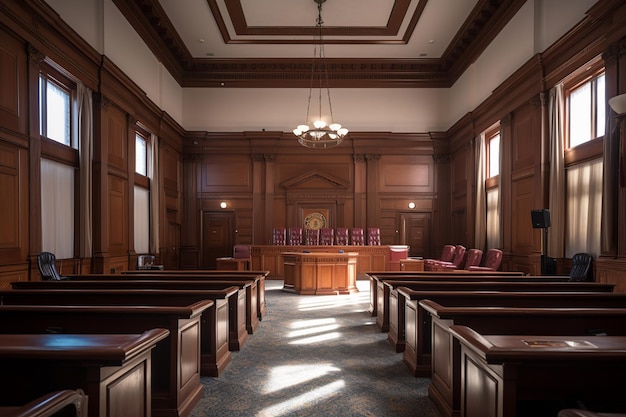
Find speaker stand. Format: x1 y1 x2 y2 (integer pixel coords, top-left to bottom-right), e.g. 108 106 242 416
541 227 549 275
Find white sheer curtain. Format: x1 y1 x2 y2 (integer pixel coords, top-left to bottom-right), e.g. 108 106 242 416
134 186 150 254
474 133 486 249
75 82 93 258
548 84 565 259
41 159 74 258
149 134 160 254
486 129 502 249
565 159 603 258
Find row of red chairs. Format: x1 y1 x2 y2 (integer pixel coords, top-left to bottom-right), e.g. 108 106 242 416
273 227 381 246
424 245 503 271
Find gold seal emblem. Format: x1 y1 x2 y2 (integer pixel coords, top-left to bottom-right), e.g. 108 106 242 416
304 212 327 230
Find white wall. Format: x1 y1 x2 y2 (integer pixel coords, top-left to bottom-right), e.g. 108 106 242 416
182 87 449 133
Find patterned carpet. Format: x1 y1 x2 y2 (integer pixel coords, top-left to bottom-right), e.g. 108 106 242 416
189 279 443 417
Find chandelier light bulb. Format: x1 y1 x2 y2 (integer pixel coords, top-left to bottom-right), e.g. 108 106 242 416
292 0 348 149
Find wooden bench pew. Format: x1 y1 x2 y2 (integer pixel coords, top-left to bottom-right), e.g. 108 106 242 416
0 330 169 417
421 300 626 417
366 270 526 316
121 270 268 320
65 274 260 336
395 288 626 378
370 272 569 331
450 325 626 417
0 389 87 417
11 279 251 351
0 288 235 377
381 280 613 342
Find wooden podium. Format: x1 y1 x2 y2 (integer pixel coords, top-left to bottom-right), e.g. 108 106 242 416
282 251 359 295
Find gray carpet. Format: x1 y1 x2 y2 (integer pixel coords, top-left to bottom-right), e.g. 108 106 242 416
189 279 443 417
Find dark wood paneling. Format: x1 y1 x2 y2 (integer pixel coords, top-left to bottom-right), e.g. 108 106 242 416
108 174 128 255
0 28 27 134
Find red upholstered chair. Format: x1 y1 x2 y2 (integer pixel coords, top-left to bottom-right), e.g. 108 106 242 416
319 228 334 245
288 227 303 245
438 248 481 270
272 228 286 245
305 228 320 245
335 228 349 245
424 245 456 271
233 244 250 259
367 228 381 245
350 228 364 245
469 248 503 272
431 245 466 270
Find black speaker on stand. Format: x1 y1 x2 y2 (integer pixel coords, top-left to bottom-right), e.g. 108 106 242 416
531 209 550 275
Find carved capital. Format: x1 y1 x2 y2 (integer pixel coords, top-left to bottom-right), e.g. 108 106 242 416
251 153 276 162
182 153 202 163
27 44 45 65
353 154 367 162
365 154 381 162
432 153 452 164
500 113 512 127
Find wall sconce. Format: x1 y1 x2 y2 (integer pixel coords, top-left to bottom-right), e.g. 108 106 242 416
408 202 416 209
608 94 626 116
220 202 227 209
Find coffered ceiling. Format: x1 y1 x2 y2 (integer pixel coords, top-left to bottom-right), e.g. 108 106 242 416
113 0 526 88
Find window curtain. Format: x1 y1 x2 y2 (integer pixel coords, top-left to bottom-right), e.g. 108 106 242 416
548 84 565 259
75 82 93 258
134 186 150 254
565 159 603 258
474 133 486 250
149 134 160 254
41 159 74 258
486 128 503 249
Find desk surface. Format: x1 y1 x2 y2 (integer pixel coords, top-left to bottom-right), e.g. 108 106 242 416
450 325 626 362
0 329 169 362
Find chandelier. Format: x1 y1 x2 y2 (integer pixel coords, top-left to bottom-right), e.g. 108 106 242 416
293 0 348 149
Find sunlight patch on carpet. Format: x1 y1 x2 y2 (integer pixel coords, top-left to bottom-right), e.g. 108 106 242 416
264 364 340 393
258 380 345 417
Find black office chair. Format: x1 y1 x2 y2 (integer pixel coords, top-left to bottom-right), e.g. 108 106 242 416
569 253 593 281
37 251 67 280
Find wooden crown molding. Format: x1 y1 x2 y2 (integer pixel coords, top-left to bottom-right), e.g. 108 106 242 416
113 0 524 88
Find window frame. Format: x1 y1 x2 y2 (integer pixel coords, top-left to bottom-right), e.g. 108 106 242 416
485 125 501 189
38 62 80 259
563 61 605 154
39 65 77 150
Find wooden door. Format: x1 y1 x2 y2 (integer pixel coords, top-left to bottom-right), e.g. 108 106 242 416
201 212 234 269
164 222 180 269
399 213 432 258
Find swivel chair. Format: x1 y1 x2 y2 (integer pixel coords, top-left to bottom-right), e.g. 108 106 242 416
37 251 67 280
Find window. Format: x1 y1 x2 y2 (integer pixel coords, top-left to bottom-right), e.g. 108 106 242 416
134 128 151 254
487 134 500 178
136 133 148 176
484 126 501 249
39 63 79 259
41 159 75 258
565 159 602 257
39 74 74 148
566 69 605 148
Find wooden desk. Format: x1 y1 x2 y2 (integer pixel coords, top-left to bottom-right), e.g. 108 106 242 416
121 270 268 320
0 303 208 417
12 279 252 351
0 330 169 417
282 251 359 295
251 245 408 278
216 257 249 271
0 288 235 377
450 325 626 417
396 289 626 378
422 301 626 417
400 258 425 271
